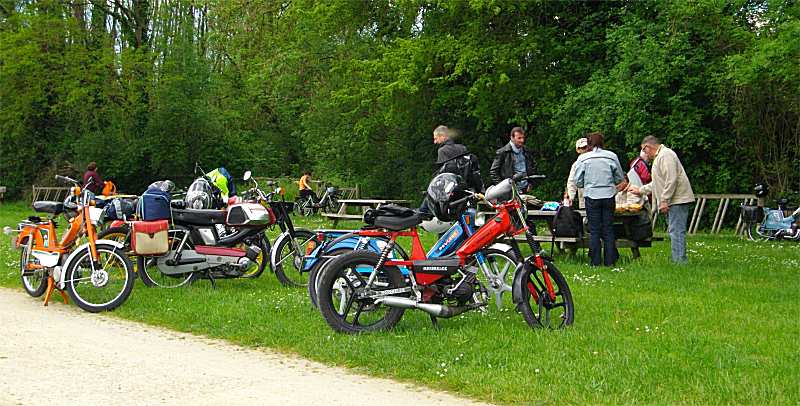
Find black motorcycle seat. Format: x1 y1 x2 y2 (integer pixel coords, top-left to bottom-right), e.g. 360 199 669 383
373 213 424 231
32 201 64 215
172 208 227 225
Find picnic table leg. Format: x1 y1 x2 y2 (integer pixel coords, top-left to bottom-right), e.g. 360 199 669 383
630 243 641 259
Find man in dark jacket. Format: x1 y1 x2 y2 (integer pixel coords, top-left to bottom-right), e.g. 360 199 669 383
83 162 103 194
490 127 536 191
433 125 483 192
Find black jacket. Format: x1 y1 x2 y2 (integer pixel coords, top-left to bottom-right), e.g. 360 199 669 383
489 142 536 186
434 139 484 192
436 139 468 164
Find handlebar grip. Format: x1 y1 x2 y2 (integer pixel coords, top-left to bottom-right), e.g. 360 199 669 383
55 175 76 185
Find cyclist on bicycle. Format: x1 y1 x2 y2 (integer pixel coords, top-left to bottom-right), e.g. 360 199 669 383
298 170 319 202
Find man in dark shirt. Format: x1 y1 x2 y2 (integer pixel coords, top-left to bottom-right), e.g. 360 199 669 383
83 162 103 194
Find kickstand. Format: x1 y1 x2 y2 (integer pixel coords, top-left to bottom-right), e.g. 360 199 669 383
429 314 440 330
206 272 217 289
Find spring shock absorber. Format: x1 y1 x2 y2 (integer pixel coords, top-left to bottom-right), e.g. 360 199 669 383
366 239 396 287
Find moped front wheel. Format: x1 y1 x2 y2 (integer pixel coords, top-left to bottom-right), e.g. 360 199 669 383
273 229 318 287
516 259 574 329
65 243 135 312
317 250 406 334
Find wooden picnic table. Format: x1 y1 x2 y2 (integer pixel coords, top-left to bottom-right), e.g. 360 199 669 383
322 198 410 226
478 207 662 258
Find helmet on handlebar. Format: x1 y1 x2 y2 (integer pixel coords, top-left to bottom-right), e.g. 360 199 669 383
185 177 214 209
425 173 467 222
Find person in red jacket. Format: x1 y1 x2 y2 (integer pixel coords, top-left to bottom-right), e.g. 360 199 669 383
83 162 103 194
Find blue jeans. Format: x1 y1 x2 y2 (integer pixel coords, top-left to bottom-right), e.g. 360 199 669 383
585 197 617 266
667 203 690 264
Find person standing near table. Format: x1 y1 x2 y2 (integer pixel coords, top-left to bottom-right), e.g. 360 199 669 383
629 135 694 264
563 137 589 209
575 132 625 267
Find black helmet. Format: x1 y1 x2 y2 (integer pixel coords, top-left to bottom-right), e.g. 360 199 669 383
754 183 769 198
424 173 467 222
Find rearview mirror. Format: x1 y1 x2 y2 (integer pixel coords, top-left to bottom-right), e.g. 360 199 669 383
243 171 252 181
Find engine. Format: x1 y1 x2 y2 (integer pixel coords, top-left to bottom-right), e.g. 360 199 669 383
428 267 485 306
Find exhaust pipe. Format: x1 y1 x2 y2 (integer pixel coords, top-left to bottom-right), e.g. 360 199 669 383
376 297 469 318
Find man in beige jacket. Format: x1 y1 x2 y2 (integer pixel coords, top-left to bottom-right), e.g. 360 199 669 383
630 135 694 264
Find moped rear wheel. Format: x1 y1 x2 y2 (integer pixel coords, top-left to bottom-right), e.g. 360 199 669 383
317 251 406 334
747 222 772 241
137 230 198 288
19 238 47 297
274 229 318 287
517 259 574 329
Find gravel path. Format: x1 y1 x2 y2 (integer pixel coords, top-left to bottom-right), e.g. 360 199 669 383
0 288 490 406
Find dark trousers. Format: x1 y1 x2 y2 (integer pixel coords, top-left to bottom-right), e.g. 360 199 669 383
585 197 617 266
299 189 318 201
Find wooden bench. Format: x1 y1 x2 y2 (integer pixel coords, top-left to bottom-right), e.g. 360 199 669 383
322 199 409 227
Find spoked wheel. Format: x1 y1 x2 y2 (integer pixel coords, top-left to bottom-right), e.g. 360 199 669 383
747 222 772 241
137 229 198 288
307 248 351 308
19 238 47 297
327 196 340 213
317 250 406 334
239 234 271 278
64 243 135 312
294 197 314 217
273 229 319 287
517 259 574 329
471 248 519 310
97 226 130 249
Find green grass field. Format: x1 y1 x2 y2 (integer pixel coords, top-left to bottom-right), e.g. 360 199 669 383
1 201 798 405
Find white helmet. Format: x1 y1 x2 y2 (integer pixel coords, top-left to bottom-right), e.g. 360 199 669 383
420 217 453 234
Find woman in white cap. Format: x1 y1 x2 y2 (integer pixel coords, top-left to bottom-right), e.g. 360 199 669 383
563 137 589 208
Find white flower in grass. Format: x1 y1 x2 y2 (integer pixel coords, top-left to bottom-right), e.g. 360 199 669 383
441 362 446 367
535 368 540 373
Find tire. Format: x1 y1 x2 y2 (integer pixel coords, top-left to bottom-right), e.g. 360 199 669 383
273 229 318 287
470 248 519 310
327 195 340 213
64 243 135 312
137 229 198 288
747 222 772 241
317 250 406 334
516 259 574 329
19 237 47 297
240 234 271 278
294 197 314 217
308 248 351 308
97 226 131 250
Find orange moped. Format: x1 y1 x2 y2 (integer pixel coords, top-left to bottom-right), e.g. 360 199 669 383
4 176 134 312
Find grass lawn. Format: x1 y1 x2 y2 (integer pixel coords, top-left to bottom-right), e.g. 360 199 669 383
1 201 798 404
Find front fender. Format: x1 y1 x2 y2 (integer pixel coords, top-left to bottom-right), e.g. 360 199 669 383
58 239 125 289
488 242 513 254
511 260 531 306
269 231 291 269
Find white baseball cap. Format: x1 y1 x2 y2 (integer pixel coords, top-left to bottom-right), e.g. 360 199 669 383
575 138 588 149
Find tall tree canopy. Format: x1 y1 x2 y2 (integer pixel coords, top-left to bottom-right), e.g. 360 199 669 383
1 0 797 201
